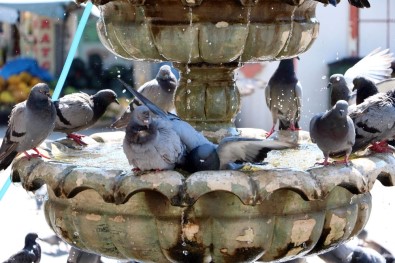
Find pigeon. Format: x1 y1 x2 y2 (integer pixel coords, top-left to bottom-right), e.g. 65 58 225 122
119 79 295 173
123 105 185 171
3 233 41 263
309 100 355 166
319 242 386 263
347 90 395 154
67 247 103 263
352 76 379 105
326 0 370 8
0 83 56 171
54 89 119 145
265 58 302 137
40 234 63 250
111 64 178 129
328 48 394 107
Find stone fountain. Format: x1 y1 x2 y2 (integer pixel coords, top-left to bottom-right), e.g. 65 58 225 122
9 0 395 262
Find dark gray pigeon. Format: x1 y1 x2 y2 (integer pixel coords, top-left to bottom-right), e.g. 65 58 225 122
310 100 355 166
327 0 370 8
123 105 185 171
265 58 302 137
319 242 386 263
328 48 393 107
3 233 41 263
54 89 119 145
0 83 56 171
111 64 178 129
119 79 295 173
348 89 395 154
352 76 379 105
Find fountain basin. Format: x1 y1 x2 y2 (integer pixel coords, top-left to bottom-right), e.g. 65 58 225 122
10 131 395 263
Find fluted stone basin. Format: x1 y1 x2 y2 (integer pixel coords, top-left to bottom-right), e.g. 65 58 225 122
10 131 395 263
79 0 322 133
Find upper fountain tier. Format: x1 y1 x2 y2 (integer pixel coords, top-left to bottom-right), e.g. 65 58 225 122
87 0 320 63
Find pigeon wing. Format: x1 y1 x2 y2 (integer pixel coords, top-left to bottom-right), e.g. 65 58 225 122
344 48 394 87
216 137 295 169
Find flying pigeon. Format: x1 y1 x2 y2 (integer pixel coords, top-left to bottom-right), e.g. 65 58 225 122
328 48 393 107
309 100 355 166
123 105 185 171
54 89 119 145
0 83 56 171
265 58 302 137
67 247 102 263
119 79 295 173
111 64 178 129
3 233 41 263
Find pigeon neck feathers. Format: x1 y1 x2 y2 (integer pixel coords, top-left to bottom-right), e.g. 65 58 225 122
91 90 117 120
270 59 298 85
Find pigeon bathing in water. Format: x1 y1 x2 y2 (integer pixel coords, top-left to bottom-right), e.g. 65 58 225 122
119 79 295 173
328 48 393 107
0 83 56 171
123 105 185 171
111 64 178 129
265 58 302 137
3 233 41 263
54 89 119 145
310 100 355 166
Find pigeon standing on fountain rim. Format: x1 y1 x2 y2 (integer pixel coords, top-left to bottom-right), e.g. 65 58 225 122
53 89 119 145
310 100 355 166
3 233 41 263
119 79 295 173
0 83 56 171
265 58 302 137
111 64 178 129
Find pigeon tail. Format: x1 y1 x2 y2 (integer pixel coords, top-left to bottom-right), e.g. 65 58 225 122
0 150 18 171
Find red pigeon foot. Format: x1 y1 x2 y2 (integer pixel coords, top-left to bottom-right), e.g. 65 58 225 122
67 133 88 146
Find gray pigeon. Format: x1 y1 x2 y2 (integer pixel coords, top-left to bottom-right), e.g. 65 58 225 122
265 58 302 137
111 64 178 129
3 233 41 263
309 100 355 166
119 79 295 173
0 83 56 171
54 89 119 145
328 48 393 107
327 0 370 8
348 89 395 153
123 105 185 171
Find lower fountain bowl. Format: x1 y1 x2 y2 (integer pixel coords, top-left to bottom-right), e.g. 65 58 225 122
10 131 395 263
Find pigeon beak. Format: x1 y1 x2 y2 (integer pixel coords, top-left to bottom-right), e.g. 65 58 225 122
46 92 51 98
339 109 345 116
327 83 332 89
143 119 149 128
115 98 120 105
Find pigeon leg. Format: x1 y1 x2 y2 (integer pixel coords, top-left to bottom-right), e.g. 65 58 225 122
369 141 394 153
333 156 351 166
132 167 141 172
32 148 50 159
266 125 276 138
315 156 331 166
67 133 88 146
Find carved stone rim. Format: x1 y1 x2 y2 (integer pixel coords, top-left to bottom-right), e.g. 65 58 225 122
11 151 395 206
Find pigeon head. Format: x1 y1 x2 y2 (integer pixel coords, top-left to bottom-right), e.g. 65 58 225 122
93 89 119 106
30 83 51 99
328 74 347 88
333 100 349 118
352 76 376 91
25 233 39 246
133 105 152 128
156 65 173 80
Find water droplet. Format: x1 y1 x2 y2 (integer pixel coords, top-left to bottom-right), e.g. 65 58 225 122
182 242 187 247
187 89 191 94
183 250 189 255
321 75 327 80
187 79 192 84
122 89 126 93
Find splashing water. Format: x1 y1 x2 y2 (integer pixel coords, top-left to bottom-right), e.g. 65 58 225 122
283 5 297 53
